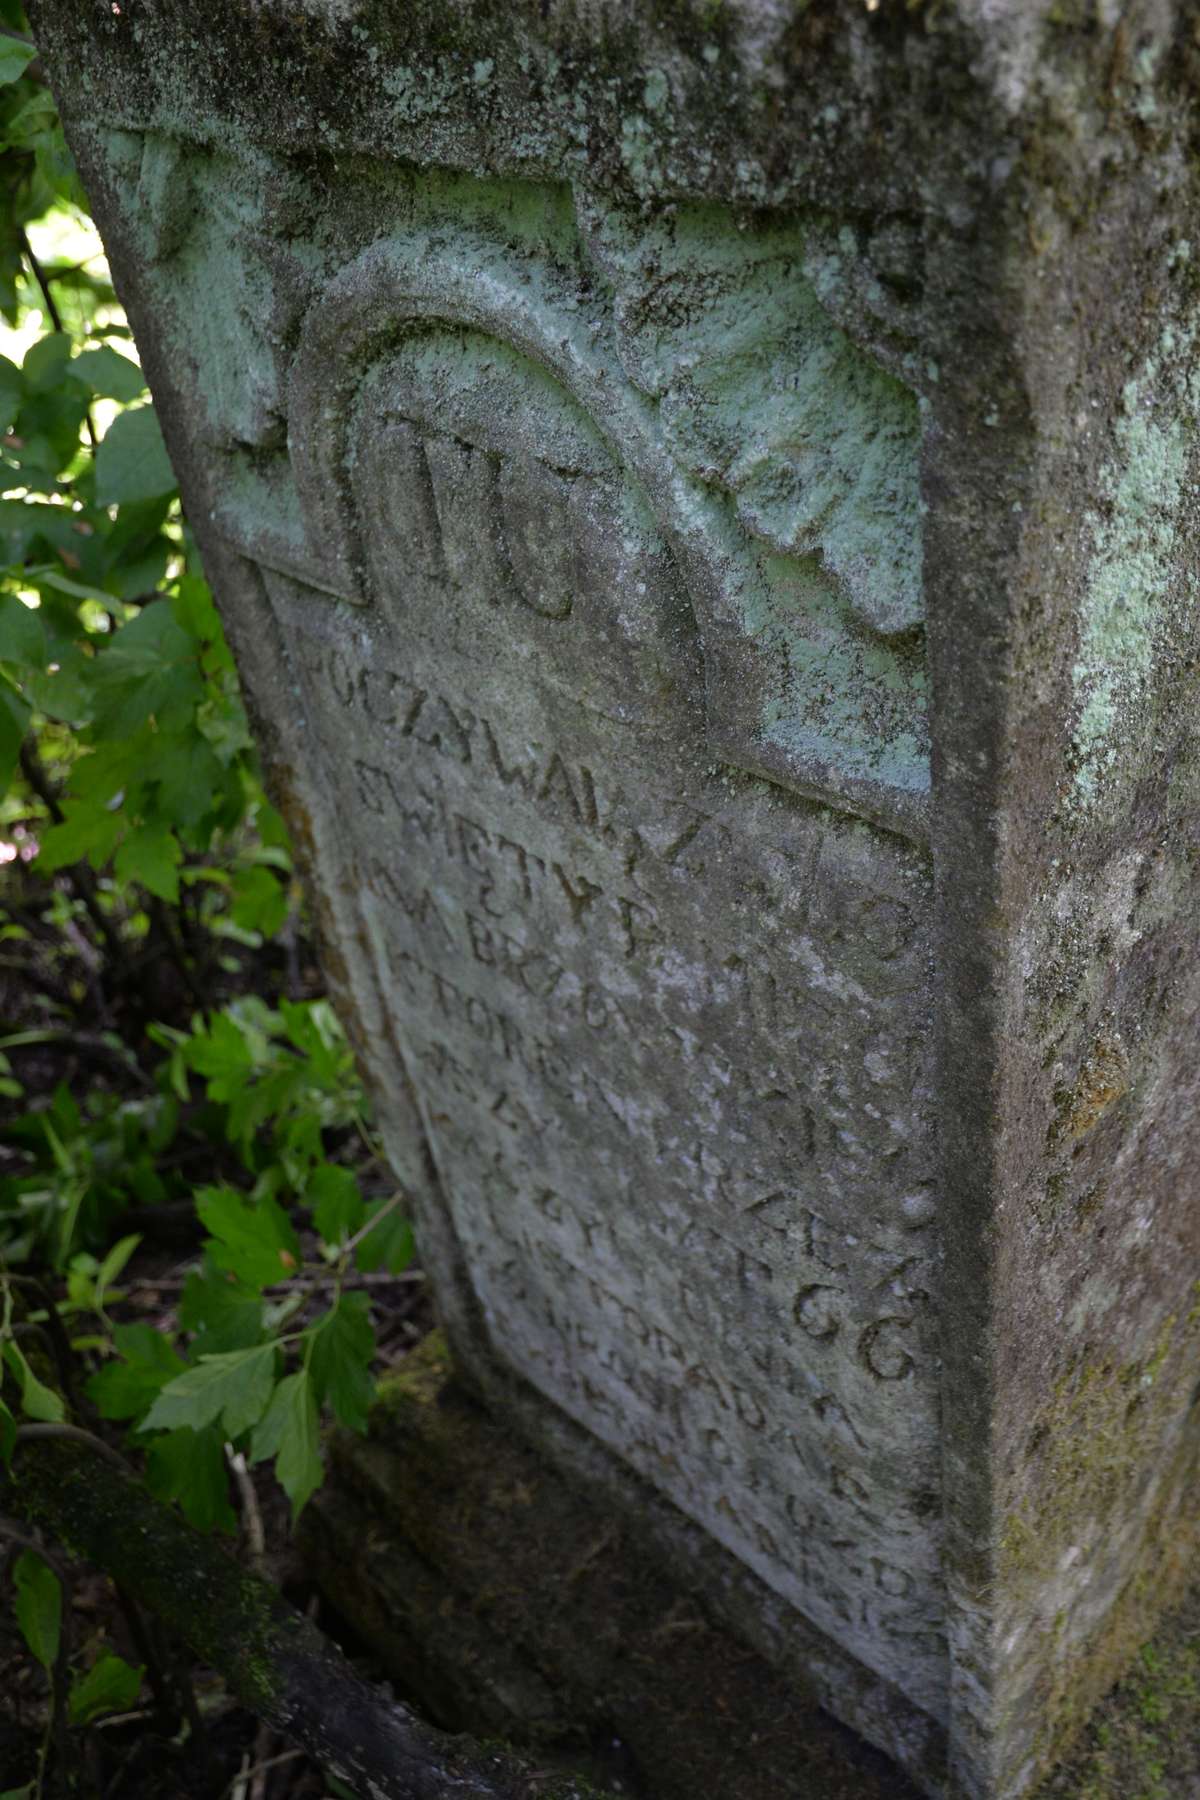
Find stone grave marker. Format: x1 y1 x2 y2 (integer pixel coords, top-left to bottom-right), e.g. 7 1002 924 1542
31 4 1200 1795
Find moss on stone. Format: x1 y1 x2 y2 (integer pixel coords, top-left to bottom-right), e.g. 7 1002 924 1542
1037 1610 1200 1799
998 1303 1200 1785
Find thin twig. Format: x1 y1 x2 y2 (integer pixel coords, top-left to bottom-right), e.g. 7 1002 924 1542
342 1189 407 1261
19 230 96 447
0 1028 154 1090
18 228 62 333
250 1718 276 1800
15 1423 135 1476
227 1448 266 1573
225 1745 304 1800
126 1269 425 1295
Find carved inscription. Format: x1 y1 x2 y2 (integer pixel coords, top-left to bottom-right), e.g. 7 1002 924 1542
260 319 944 1713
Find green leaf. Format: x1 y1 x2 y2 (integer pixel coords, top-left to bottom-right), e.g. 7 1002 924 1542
250 1369 323 1519
29 567 123 609
37 800 123 874
0 39 35 85
69 1652 143 1726
229 863 289 938
0 591 45 666
145 1425 236 1533
83 609 202 745
154 733 225 830
2 1341 64 1423
21 331 70 391
196 1186 302 1291
0 1394 14 1466
0 358 21 435
142 1341 277 1439
355 1201 414 1276
94 404 176 506
13 1552 60 1671
95 1232 141 1304
179 1264 263 1355
87 1323 186 1423
170 576 221 644
307 1292 375 1433
66 346 146 403
307 1164 364 1246
0 681 29 795
114 825 182 903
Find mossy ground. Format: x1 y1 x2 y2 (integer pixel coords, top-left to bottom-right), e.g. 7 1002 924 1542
1036 1592 1200 1800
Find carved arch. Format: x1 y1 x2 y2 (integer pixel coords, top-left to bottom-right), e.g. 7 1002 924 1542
288 232 928 841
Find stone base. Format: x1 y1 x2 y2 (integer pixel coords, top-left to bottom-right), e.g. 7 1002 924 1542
304 1335 1200 1800
302 1334 922 1800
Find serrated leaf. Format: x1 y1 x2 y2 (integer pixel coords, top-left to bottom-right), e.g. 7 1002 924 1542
250 1369 322 1520
154 733 225 830
114 825 182 903
89 600 202 733
36 800 123 874
179 1264 263 1354
3 1341 64 1423
307 1292 375 1433
307 1163 364 1247
195 1185 302 1291
87 1323 186 1423
144 1425 236 1533
355 1201 414 1276
65 346 145 403
229 863 288 938
13 1552 60 1670
94 404 176 506
142 1341 276 1439
69 1652 143 1725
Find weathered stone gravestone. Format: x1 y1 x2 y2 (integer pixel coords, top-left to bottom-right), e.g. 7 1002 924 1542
32 3 1200 1795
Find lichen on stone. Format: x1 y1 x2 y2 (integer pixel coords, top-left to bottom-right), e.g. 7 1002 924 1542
1071 321 1200 810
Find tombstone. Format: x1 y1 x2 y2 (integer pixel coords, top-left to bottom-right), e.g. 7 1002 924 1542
31 4 1200 1796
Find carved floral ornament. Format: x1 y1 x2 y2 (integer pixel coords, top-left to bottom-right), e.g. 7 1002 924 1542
101 126 930 843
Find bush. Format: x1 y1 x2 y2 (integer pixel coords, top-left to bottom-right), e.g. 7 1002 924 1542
0 17 413 1780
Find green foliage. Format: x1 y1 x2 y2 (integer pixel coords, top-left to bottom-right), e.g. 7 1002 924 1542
2 1338 63 1423
0 987 405 1520
144 1425 238 1534
308 1291 376 1433
142 1341 279 1439
0 22 411 1556
249 1369 323 1521
68 1651 143 1726
12 1551 60 1671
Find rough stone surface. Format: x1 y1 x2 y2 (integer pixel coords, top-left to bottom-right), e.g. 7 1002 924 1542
304 1331 928 1800
302 1332 1200 1800
29 5 1200 1797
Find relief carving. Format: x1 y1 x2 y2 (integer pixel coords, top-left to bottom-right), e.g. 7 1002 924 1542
90 126 945 1717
